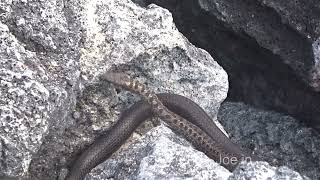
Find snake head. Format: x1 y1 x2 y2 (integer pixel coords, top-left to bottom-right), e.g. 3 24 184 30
100 72 132 87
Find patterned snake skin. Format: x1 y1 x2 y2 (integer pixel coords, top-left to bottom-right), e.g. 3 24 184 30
65 72 257 180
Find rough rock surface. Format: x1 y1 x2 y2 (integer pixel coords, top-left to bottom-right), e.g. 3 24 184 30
1 0 227 179
86 125 231 180
85 125 306 180
229 161 306 180
0 0 316 179
142 0 320 88
0 0 81 177
218 102 320 179
142 0 320 132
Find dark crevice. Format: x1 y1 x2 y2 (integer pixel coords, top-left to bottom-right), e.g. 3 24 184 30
144 0 320 131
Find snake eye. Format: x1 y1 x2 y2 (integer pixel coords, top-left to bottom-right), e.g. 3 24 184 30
173 118 178 124
193 133 198 138
164 114 171 119
158 108 164 114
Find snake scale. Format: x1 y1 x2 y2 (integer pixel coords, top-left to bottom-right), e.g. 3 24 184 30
65 72 257 180
1 73 256 180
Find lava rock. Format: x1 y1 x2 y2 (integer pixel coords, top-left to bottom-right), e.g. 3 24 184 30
0 0 228 179
86 125 231 180
0 18 79 178
218 102 320 179
1 0 316 179
143 0 320 132
144 0 320 89
85 125 307 180
229 161 306 180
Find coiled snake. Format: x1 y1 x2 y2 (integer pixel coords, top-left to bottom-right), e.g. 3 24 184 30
65 72 257 180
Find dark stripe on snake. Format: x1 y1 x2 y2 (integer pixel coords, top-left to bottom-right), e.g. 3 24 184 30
102 74 257 160
65 73 257 180
66 93 256 180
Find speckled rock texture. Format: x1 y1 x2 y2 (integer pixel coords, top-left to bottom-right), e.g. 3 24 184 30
1 0 227 179
85 125 307 180
229 162 306 180
142 0 320 132
218 102 320 179
0 0 316 179
86 125 232 180
0 0 81 177
142 0 320 89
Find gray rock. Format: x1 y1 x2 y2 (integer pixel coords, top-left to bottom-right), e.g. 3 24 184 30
229 161 306 180
1 0 81 178
144 0 320 133
86 125 231 180
0 19 78 177
218 102 320 179
0 0 316 179
85 124 307 180
312 38 320 90
0 0 228 179
146 0 320 89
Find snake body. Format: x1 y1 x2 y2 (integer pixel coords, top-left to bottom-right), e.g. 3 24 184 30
66 73 256 180
66 100 152 180
100 73 255 166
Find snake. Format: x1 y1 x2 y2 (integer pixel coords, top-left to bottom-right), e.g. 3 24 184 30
65 72 257 180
